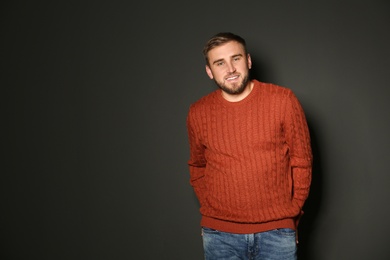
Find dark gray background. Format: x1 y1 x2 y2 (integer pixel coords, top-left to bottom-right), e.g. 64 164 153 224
2 1 390 259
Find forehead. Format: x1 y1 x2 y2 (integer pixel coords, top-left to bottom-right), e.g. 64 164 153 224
207 41 246 61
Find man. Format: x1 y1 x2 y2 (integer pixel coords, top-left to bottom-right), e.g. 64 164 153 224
186 32 313 259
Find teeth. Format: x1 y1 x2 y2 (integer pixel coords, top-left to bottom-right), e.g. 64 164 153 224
227 75 239 80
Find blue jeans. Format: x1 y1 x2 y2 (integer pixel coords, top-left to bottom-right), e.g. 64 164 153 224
202 227 297 260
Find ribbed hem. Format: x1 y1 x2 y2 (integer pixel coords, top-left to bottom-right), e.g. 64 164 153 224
201 216 296 234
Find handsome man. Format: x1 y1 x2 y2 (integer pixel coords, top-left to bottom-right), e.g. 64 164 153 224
186 32 313 259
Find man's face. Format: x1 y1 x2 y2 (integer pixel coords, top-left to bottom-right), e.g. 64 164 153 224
205 41 252 96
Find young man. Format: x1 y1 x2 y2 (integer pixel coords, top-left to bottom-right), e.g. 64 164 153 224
186 32 313 259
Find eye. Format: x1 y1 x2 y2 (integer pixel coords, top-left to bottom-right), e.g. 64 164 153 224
233 56 241 61
216 61 224 66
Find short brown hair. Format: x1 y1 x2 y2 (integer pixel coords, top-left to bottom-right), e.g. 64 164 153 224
202 32 247 64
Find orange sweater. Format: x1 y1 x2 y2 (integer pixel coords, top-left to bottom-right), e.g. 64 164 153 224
187 80 312 234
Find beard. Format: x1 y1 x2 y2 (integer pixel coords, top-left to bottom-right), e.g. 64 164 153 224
214 73 251 95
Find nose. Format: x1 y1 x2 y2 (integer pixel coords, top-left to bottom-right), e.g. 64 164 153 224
226 62 236 73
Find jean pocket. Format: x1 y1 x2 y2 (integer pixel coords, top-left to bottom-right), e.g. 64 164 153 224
275 228 296 237
202 227 220 234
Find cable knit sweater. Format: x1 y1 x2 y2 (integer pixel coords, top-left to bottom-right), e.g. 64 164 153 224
186 80 312 234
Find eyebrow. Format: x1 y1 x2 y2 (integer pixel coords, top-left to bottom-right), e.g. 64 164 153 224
212 54 244 65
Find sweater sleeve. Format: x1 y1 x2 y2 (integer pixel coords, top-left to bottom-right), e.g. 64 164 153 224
284 90 313 210
186 106 207 205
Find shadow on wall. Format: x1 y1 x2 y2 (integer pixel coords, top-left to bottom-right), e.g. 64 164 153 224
297 118 324 260
250 52 276 85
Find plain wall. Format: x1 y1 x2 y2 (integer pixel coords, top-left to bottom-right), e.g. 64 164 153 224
2 1 390 259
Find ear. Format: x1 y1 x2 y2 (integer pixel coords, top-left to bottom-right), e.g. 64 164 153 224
205 65 214 79
247 53 252 69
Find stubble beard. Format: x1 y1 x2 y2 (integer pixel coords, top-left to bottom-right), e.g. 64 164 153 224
214 74 251 95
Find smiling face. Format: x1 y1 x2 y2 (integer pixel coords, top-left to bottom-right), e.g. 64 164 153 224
205 41 252 101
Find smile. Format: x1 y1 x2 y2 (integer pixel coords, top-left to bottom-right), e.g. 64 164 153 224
226 75 239 81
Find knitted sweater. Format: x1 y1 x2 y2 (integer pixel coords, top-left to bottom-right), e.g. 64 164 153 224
186 80 312 234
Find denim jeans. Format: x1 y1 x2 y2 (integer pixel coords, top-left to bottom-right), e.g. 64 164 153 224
202 227 297 260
